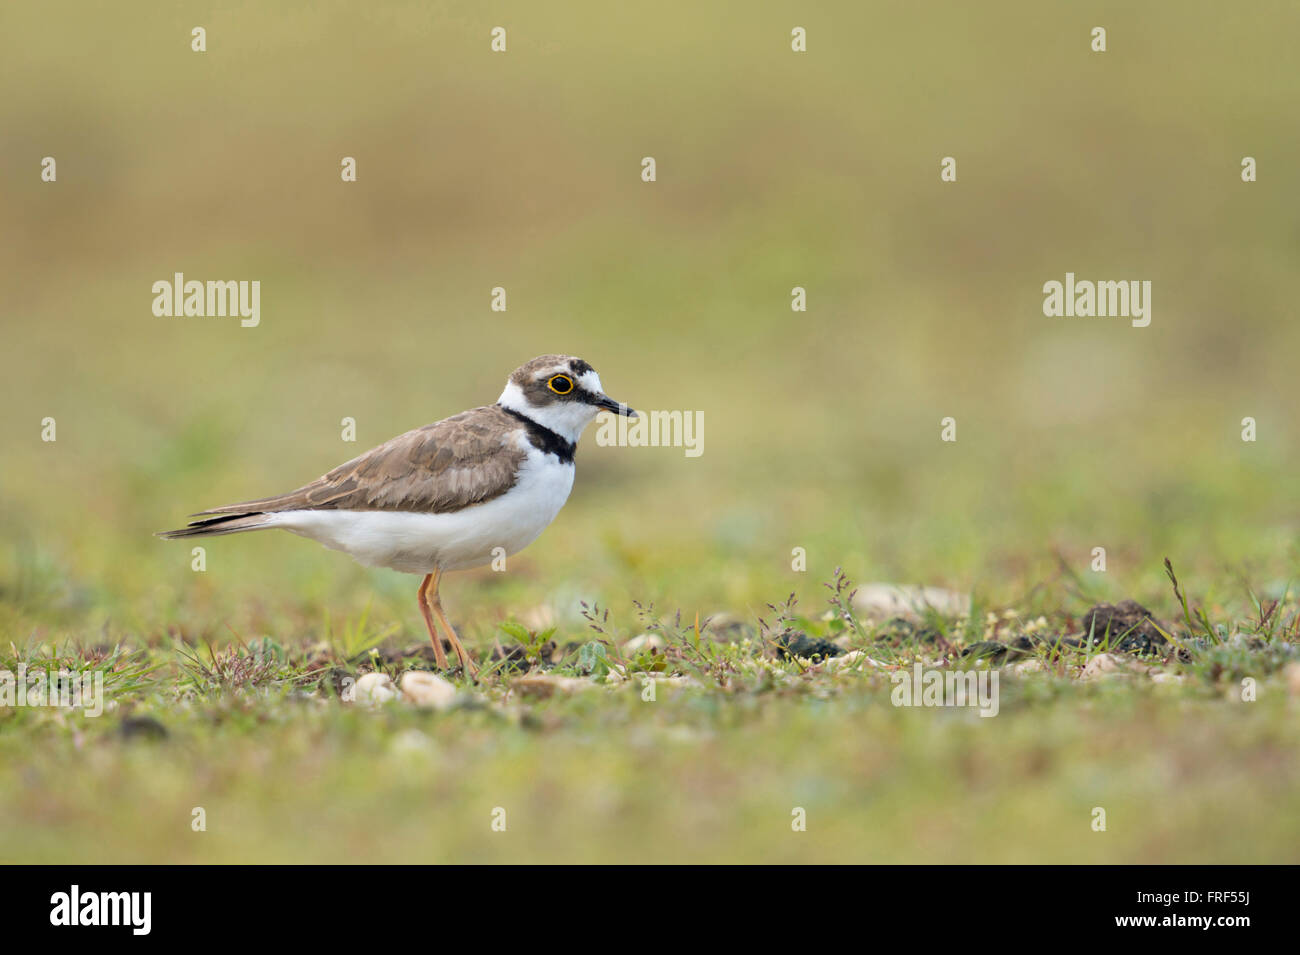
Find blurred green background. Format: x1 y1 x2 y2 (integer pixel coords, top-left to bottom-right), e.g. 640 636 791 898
2 2 1300 863
5 1 1300 633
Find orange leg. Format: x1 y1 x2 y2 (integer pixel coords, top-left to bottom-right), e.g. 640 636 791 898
424 569 479 679
417 573 449 669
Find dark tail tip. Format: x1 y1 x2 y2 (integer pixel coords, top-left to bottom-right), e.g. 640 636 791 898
157 512 263 539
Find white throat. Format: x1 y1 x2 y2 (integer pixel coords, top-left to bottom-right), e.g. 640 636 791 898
498 380 599 445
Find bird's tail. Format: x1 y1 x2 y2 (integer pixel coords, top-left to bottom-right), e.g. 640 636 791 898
156 512 276 540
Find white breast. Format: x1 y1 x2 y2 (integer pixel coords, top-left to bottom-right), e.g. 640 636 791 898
268 445 575 574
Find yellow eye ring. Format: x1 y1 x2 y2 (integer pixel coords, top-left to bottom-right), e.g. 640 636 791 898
547 375 574 395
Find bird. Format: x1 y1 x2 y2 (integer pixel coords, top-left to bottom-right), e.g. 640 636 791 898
159 355 637 678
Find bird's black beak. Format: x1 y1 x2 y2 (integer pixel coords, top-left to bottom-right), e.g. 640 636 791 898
592 394 637 417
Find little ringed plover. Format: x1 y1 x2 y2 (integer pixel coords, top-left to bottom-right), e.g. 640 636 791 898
159 355 637 677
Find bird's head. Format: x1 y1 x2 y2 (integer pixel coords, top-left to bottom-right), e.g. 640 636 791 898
497 355 637 443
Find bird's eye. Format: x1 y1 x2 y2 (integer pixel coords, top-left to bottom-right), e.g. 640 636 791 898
547 374 574 395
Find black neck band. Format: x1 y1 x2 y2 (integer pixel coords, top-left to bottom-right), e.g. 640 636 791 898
499 405 576 463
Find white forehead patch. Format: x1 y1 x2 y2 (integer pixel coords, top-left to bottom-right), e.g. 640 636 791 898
577 370 603 394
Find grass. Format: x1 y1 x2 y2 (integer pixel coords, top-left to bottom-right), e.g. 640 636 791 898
3 566 1299 863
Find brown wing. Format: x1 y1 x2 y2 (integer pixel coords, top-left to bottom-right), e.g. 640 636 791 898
193 406 525 516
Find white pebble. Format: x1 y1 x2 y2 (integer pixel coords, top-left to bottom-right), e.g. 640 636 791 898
399 671 457 710
351 672 398 706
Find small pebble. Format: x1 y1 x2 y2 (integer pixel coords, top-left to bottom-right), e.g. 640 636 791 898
1284 662 1300 697
118 715 168 741
399 671 457 710
1079 653 1128 681
351 672 398 706
853 584 971 623
512 674 599 698
622 634 665 654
